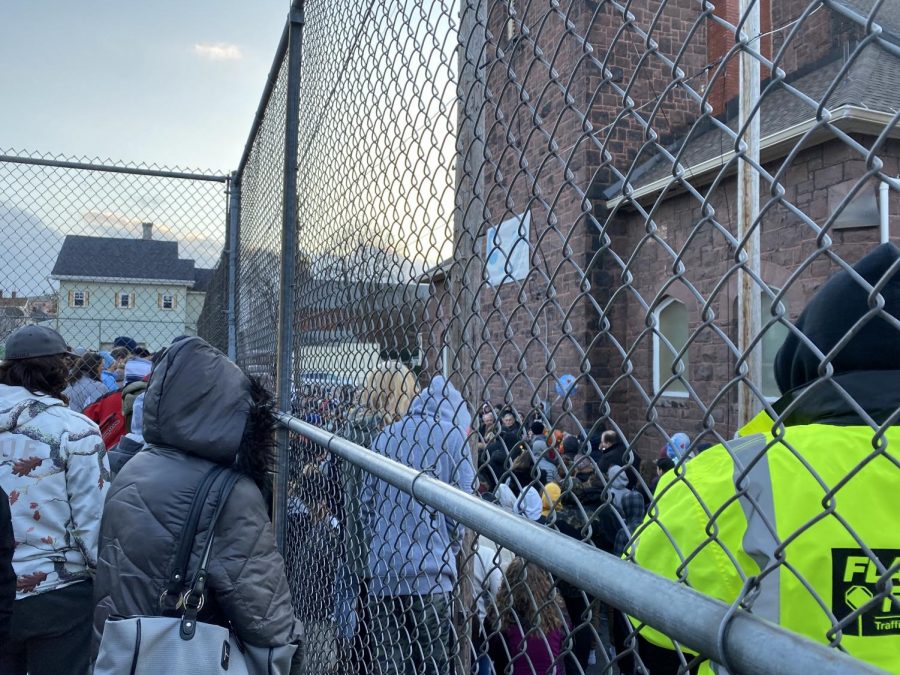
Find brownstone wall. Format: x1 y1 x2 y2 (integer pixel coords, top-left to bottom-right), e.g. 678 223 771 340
583 0 709 185
462 0 713 434
437 0 893 455
771 1 865 77
601 137 900 465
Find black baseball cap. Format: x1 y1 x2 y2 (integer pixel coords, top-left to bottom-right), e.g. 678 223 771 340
4 325 77 360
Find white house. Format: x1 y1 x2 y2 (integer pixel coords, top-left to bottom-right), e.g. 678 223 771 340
51 224 213 351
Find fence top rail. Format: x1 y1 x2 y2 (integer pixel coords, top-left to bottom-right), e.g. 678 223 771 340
275 412 885 675
233 0 303 183
0 152 230 183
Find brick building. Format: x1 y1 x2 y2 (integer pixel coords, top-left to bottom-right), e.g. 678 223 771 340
421 0 900 462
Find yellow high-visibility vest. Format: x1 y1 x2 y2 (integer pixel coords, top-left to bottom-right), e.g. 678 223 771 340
631 415 900 673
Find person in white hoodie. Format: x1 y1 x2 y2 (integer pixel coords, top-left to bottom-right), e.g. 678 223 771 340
0 326 109 675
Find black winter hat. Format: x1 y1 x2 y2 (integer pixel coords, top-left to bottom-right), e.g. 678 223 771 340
774 243 900 394
562 435 580 455
113 336 138 353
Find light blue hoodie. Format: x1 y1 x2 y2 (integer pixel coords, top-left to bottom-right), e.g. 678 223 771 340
363 376 476 597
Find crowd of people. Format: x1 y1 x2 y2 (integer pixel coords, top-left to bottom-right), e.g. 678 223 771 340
283 244 900 674
0 329 301 674
288 367 696 674
0 242 896 675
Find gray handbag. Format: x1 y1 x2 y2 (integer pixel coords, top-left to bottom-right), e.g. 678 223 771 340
94 466 298 674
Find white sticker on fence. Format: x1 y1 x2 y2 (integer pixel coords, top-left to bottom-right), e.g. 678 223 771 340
486 211 531 286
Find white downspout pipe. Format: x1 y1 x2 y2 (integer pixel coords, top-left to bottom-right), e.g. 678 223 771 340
737 0 762 428
879 180 890 244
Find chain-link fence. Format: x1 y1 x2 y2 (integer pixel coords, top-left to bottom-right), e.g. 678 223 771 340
195 249 230 354
0 149 228 357
232 31 291 388
14 0 890 671
232 0 900 673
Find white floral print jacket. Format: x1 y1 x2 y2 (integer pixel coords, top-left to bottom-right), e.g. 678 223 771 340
0 384 110 598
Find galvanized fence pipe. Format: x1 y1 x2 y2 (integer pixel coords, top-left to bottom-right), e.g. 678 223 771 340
276 412 884 675
226 172 240 361
0 153 230 183
273 0 305 552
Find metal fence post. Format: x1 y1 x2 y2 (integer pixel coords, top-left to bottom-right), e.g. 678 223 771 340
226 172 240 361
273 0 305 552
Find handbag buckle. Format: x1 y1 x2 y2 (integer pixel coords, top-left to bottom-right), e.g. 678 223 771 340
180 590 205 612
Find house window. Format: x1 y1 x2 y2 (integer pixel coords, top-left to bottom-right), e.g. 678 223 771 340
761 289 789 400
653 298 689 397
69 291 88 308
116 292 135 309
159 293 175 310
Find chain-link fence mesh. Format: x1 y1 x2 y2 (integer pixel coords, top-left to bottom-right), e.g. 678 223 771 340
0 148 227 377
9 0 889 671
250 0 900 673
195 249 230 354
233 48 291 390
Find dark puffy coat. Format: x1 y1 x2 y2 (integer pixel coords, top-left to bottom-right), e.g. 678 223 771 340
106 434 143 478
593 440 643 491
92 338 301 660
486 424 525 486
0 486 14 641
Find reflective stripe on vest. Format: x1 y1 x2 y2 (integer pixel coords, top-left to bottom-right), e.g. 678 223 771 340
629 424 900 673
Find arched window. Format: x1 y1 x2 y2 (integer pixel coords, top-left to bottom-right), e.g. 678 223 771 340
761 288 789 400
653 298 689 396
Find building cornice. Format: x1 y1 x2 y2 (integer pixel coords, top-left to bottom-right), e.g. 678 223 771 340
604 106 900 210
52 275 196 287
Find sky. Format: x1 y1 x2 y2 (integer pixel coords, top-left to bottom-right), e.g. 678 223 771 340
0 1 289 172
0 0 463 299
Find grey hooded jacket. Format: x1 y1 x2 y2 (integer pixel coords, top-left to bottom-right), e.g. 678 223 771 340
363 376 477 596
92 338 301 659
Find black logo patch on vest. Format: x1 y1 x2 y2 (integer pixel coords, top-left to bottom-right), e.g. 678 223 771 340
832 548 900 636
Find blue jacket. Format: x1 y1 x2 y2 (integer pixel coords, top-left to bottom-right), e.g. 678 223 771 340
363 376 476 597
100 371 118 392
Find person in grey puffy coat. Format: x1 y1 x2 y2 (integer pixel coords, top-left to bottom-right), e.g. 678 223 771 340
92 337 302 670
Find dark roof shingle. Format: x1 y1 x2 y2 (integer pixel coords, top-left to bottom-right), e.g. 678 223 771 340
51 235 196 283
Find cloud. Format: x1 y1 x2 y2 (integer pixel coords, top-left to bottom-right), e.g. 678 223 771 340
81 210 141 229
78 211 222 264
193 42 242 61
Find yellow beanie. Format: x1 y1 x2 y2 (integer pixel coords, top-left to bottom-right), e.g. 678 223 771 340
541 482 562 517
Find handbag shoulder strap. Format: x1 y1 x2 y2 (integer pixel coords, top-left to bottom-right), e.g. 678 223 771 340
195 469 241 576
179 469 242 640
162 465 226 605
